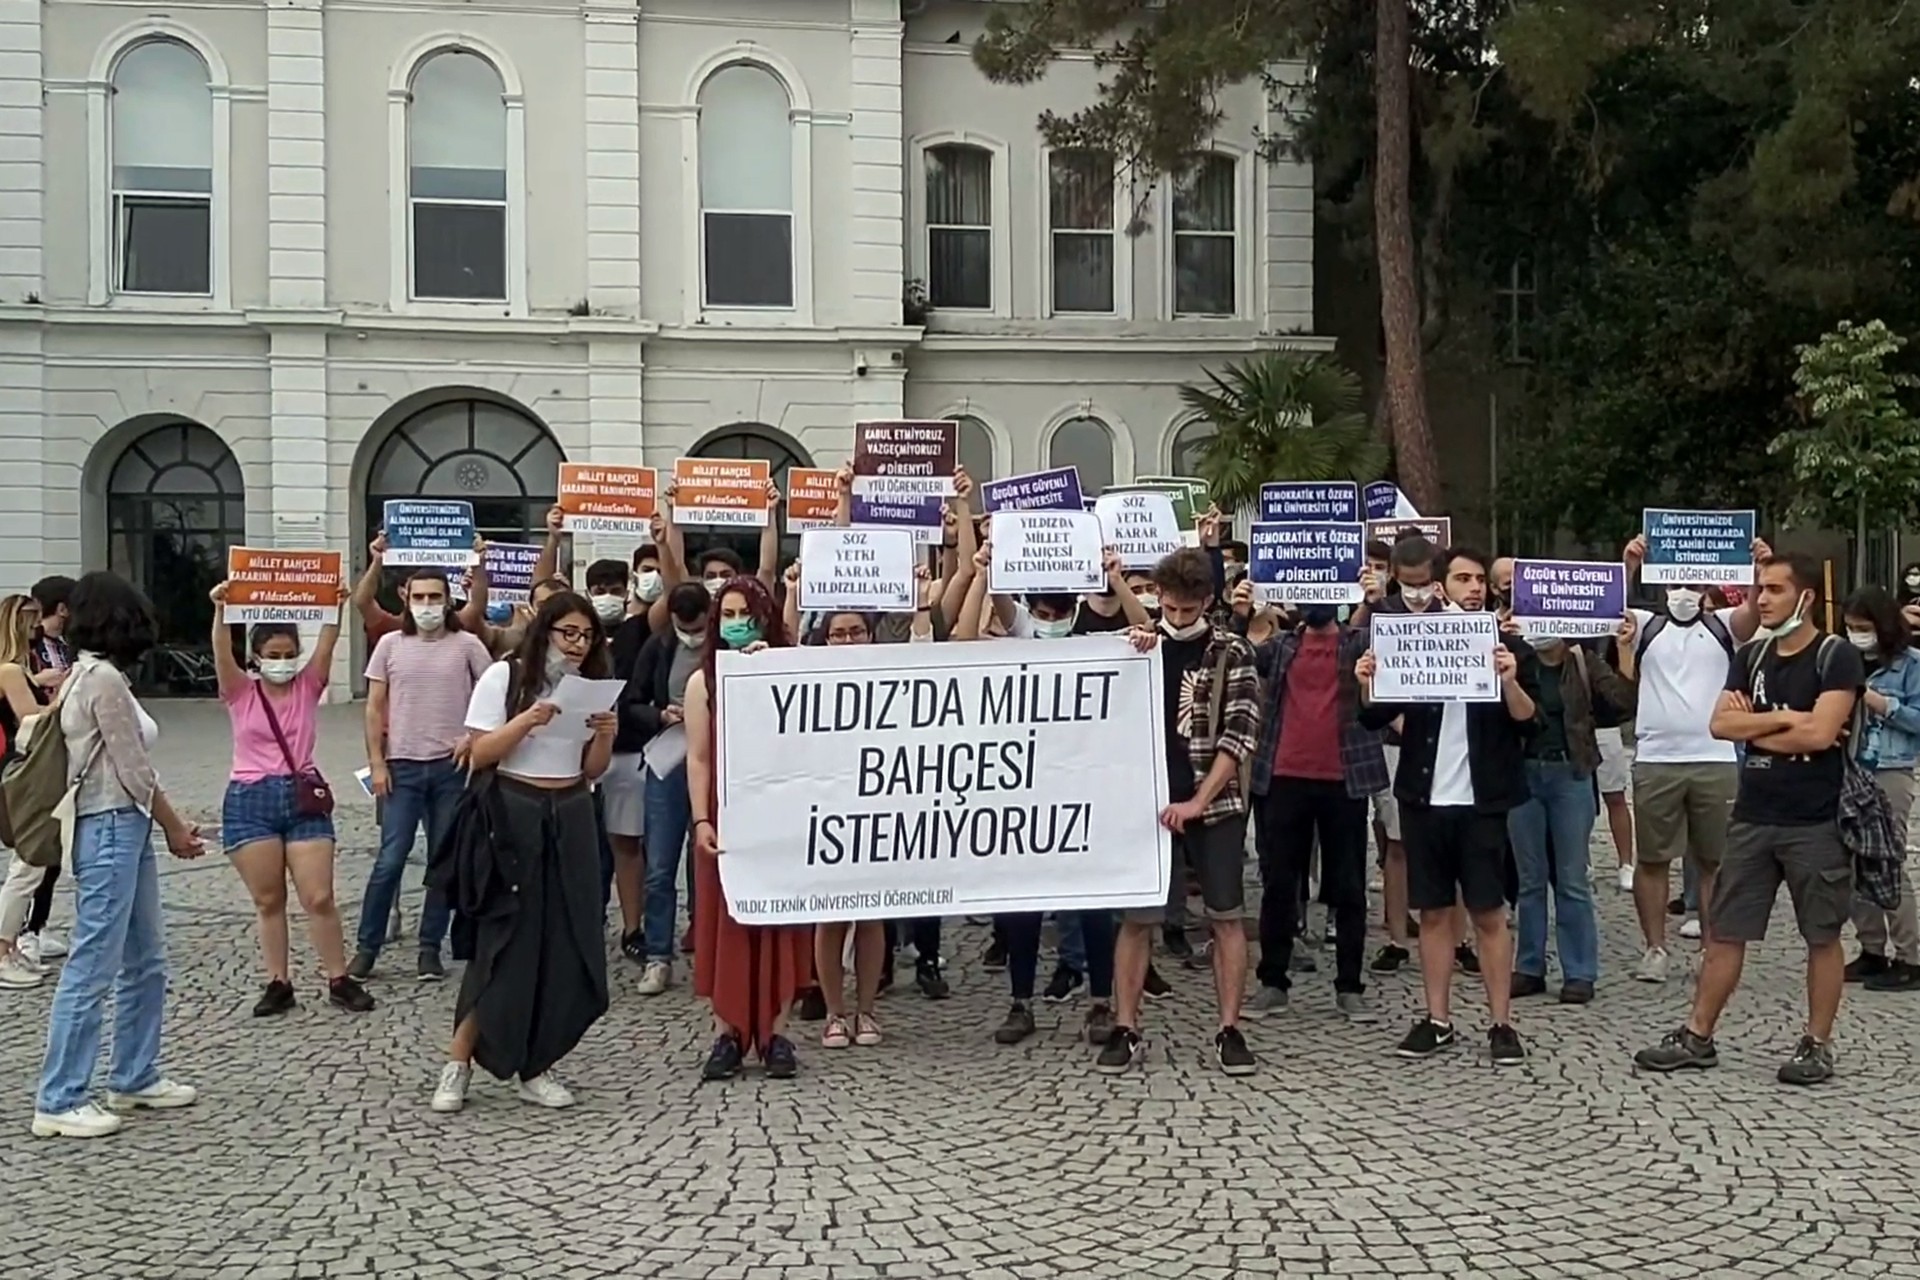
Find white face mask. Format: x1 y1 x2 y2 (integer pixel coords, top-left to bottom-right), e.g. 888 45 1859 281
591 594 626 624
1848 629 1878 653
703 577 726 596
1032 616 1074 640
634 570 664 603
410 603 446 632
257 657 300 685
1758 592 1812 642
1665 589 1703 623
1399 584 1435 610
1135 593 1160 613
674 627 703 650
544 643 579 685
1160 616 1209 642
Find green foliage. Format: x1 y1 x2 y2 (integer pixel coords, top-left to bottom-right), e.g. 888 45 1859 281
1178 353 1385 512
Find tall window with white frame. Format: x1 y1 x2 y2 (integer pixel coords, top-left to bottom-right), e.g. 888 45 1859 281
408 51 508 302
1048 150 1116 314
1173 154 1236 317
1497 257 1538 363
926 144 991 310
110 40 214 296
699 64 794 309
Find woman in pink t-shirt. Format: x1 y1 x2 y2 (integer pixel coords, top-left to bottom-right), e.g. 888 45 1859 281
210 581 373 1018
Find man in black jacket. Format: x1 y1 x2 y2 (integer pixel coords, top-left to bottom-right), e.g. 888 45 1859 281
1358 546 1540 1066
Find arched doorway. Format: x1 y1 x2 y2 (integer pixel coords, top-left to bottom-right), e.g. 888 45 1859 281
689 423 813 571
104 419 243 692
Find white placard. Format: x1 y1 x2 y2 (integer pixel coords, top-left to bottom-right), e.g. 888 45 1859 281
989 510 1104 595
1094 491 1181 571
1370 611 1501 703
799 528 917 612
714 639 1173 924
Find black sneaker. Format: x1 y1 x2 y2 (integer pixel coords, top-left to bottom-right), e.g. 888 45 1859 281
982 937 1008 971
915 957 950 1000
346 950 375 981
1845 952 1891 983
619 929 646 964
1667 896 1686 917
416 950 446 983
1488 1023 1525 1066
1511 972 1548 999
701 1033 744 1081
1143 964 1172 1000
1094 1025 1143 1074
1369 944 1410 974
1214 1025 1257 1076
1162 927 1195 960
763 1034 799 1080
1634 1026 1718 1073
1084 1002 1115 1045
1394 1017 1457 1059
1042 964 1084 1004
796 987 828 1022
1453 945 1480 976
1865 959 1920 992
1777 1035 1834 1085
993 1001 1036 1045
1559 979 1595 1005
252 980 296 1018
327 975 376 1013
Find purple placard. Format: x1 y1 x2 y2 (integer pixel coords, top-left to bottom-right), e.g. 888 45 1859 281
978 467 1085 514
1364 481 1404 521
851 493 945 546
1510 559 1628 639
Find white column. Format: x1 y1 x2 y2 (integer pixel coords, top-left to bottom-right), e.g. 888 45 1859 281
0 0 46 589
266 327 341 685
582 0 640 316
0 0 42 305
848 0 905 327
585 335 646 564
1263 59 1314 334
266 0 328 311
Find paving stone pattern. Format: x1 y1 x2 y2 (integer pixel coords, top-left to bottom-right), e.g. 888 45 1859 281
4 704 1919 1279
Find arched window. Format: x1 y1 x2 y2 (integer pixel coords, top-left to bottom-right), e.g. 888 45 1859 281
409 51 508 301
926 144 992 309
1049 416 1115 495
1170 418 1216 476
694 425 813 564
698 65 793 309
106 421 243 648
111 40 213 295
1172 153 1237 317
364 398 562 547
955 415 996 485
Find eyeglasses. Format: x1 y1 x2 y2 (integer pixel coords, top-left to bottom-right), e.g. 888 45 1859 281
827 627 870 642
552 625 594 645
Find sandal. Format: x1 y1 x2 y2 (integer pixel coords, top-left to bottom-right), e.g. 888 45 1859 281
853 1012 883 1047
821 1014 852 1049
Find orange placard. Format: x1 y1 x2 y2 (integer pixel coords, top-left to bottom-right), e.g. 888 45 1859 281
558 463 658 533
785 467 841 530
225 548 343 624
672 457 771 527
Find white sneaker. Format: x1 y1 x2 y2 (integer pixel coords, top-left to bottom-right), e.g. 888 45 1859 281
430 1062 471 1114
1617 865 1635 893
30 1102 123 1138
33 930 66 959
516 1073 575 1109
1633 947 1670 983
636 961 670 996
1679 917 1703 940
105 1078 197 1112
0 952 44 988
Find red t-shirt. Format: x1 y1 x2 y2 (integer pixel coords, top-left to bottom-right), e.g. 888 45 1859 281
1272 629 1344 782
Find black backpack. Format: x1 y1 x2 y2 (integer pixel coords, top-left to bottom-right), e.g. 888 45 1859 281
1636 610 1734 661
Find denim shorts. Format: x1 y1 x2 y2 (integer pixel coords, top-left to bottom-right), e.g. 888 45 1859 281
222 775 336 853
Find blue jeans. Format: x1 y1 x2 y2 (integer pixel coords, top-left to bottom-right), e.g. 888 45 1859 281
1058 913 1087 973
356 756 459 957
642 763 696 963
1508 759 1601 984
37 808 166 1114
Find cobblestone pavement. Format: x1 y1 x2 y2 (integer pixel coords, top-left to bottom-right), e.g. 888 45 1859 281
4 703 1919 1279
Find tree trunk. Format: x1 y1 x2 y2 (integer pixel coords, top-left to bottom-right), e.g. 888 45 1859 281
1374 0 1441 515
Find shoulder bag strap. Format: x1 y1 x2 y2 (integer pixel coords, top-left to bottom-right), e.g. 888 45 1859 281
253 682 303 776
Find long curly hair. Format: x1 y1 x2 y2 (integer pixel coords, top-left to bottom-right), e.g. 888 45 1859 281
699 574 788 691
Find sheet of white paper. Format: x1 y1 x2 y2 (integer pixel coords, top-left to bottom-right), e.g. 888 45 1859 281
644 722 689 778
534 675 624 741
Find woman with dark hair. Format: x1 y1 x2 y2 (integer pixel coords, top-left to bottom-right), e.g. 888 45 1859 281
209 580 372 1017
1841 585 1920 991
686 574 812 1080
0 593 61 987
428 591 616 1113
32 572 206 1139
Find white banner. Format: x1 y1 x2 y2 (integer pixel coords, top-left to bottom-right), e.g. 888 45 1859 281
1370 611 1500 702
798 528 917 612
714 638 1173 923
989 510 1104 595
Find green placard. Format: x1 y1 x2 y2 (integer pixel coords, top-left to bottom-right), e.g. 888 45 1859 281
1137 474 1211 510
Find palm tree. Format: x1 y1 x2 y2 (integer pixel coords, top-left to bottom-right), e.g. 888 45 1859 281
1178 352 1386 514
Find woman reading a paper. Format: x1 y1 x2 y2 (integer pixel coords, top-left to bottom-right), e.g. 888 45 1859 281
427 591 617 1114
685 575 813 1082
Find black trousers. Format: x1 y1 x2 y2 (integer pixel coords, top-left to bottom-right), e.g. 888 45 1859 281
28 863 57 933
884 917 942 962
1257 777 1368 994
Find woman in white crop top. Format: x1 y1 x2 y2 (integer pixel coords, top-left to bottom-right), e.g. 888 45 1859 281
430 591 616 1115
32 572 206 1141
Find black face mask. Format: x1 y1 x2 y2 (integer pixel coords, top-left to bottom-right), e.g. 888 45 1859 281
1299 604 1339 629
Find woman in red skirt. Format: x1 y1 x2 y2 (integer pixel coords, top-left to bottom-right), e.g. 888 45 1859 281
683 574 812 1080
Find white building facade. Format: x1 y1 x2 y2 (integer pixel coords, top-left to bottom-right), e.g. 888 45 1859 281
0 0 1320 666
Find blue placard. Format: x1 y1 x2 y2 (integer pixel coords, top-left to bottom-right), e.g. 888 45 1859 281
383 500 476 568
1259 481 1361 524
1248 522 1366 604
1642 508 1756 586
1364 481 1406 521
481 541 543 605
1511 559 1628 638
851 493 945 546
979 467 1085 513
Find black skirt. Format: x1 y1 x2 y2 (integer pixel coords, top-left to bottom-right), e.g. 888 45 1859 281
455 777 609 1081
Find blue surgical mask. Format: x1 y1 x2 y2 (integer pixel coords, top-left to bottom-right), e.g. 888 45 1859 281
485 602 513 626
718 618 762 649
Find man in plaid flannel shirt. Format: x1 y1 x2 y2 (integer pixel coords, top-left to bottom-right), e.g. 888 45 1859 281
1098 549 1265 1078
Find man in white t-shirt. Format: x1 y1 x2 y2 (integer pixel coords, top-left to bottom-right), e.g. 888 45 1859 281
1620 534 1765 983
